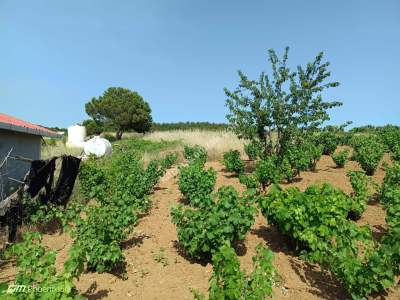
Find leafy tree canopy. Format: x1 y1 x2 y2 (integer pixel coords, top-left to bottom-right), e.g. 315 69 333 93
85 87 152 139
225 47 342 157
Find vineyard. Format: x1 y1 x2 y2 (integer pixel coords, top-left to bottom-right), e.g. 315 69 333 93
1 49 400 300
0 131 399 299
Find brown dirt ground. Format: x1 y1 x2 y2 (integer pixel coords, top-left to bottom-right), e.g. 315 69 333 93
1 151 400 300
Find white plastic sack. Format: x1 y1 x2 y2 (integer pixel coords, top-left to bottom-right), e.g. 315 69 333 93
84 136 112 157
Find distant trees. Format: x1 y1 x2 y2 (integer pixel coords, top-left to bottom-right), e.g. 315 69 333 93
151 122 229 131
85 87 152 140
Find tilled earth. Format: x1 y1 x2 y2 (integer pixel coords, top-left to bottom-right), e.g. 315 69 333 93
1 152 399 299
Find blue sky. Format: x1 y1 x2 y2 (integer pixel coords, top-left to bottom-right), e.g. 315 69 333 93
1 0 399 128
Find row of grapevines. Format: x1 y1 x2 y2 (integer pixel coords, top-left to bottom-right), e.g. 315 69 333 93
4 147 177 299
258 167 399 299
176 146 276 298
72 151 177 273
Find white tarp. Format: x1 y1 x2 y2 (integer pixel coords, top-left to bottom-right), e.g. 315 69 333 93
83 136 112 157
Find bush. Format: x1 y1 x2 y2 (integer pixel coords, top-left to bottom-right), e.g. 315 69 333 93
183 145 208 165
71 197 138 273
390 144 400 162
5 232 83 299
178 163 216 208
222 150 245 175
258 183 360 255
171 186 256 259
378 125 400 153
318 131 339 155
259 181 400 299
205 244 275 300
282 145 310 176
73 146 176 274
161 152 178 169
354 138 384 175
254 157 280 190
238 173 260 189
244 141 262 160
279 157 295 183
79 159 108 201
347 170 371 218
306 143 324 171
332 149 349 168
380 162 400 206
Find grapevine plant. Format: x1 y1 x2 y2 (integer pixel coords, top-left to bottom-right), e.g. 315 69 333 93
4 232 84 300
178 162 216 208
332 149 349 168
351 136 384 175
183 145 208 165
171 186 256 259
193 244 275 300
222 150 245 175
258 174 400 299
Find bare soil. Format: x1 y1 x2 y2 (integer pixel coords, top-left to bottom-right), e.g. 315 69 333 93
1 152 399 299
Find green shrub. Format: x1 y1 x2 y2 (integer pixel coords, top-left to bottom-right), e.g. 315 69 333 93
318 131 339 155
178 163 216 208
380 162 400 206
71 196 138 273
207 244 275 300
5 232 83 299
306 143 324 171
378 125 400 153
161 152 178 169
183 145 207 165
258 181 400 299
258 183 360 256
244 141 262 160
79 160 108 201
171 186 256 259
390 144 400 162
283 145 311 176
238 173 260 189
279 157 294 183
332 149 349 168
347 170 371 218
354 138 384 175
72 145 176 274
222 150 245 175
254 156 281 190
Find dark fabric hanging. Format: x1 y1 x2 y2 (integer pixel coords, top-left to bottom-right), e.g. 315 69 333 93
5 200 23 242
0 191 23 243
1 155 81 244
48 156 81 206
26 158 56 199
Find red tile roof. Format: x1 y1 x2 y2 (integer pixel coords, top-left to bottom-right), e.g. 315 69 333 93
0 113 58 138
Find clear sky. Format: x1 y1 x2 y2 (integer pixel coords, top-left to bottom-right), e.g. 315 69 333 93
1 0 399 128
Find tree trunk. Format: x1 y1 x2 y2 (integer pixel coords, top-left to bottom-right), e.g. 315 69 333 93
116 130 123 140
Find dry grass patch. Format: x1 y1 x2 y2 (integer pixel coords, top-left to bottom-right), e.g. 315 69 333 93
143 130 246 161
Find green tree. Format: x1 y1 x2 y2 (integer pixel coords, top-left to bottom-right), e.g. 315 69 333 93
225 47 342 158
85 87 152 140
82 119 104 136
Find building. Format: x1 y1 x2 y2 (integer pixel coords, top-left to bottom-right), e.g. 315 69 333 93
0 113 58 198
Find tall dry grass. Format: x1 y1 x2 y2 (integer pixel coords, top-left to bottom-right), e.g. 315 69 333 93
143 130 246 161
41 140 83 159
